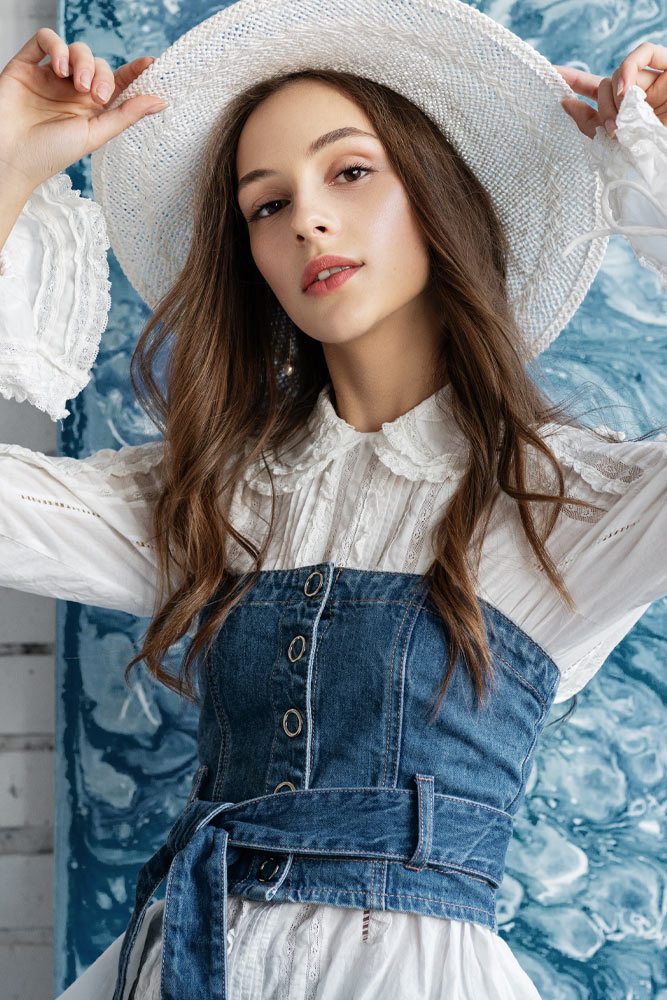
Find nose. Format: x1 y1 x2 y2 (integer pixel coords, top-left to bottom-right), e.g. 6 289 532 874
289 193 337 241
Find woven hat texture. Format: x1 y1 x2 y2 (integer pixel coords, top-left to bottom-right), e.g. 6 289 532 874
91 0 609 359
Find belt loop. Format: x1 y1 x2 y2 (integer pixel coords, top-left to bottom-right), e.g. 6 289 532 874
404 774 434 871
264 853 294 900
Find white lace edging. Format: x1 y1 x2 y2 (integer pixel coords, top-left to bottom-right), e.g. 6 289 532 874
0 172 111 421
0 438 163 475
537 421 657 497
241 382 468 493
0 439 165 500
561 85 667 288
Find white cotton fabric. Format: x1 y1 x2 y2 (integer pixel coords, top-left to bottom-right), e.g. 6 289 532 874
0 92 665 1000
58 897 543 1000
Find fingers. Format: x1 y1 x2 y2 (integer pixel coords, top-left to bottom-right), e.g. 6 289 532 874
111 56 156 103
86 95 167 152
616 41 667 98
554 65 602 99
557 41 667 138
596 77 617 132
90 57 117 105
12 27 70 76
67 41 96 93
10 28 155 106
560 97 599 139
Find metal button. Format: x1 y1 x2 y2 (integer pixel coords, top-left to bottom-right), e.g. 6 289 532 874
257 857 280 882
303 570 324 597
282 708 303 737
274 780 297 793
288 635 306 661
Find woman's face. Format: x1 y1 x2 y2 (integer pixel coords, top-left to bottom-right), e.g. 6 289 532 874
235 79 437 354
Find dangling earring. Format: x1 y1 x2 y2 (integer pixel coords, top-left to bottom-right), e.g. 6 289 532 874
280 328 295 380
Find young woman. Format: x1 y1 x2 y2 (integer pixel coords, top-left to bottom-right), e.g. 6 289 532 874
0 1 665 997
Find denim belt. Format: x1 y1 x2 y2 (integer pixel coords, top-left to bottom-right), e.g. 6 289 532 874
112 773 512 1000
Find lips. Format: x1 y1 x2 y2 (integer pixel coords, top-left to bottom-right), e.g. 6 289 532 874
302 255 363 291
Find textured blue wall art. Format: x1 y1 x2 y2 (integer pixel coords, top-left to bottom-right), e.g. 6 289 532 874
55 0 667 995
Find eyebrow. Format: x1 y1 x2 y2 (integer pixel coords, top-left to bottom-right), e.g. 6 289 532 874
237 126 378 195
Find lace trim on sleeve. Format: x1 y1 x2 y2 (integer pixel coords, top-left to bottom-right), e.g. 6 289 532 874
0 439 164 501
526 422 659 527
0 172 111 421
560 85 667 288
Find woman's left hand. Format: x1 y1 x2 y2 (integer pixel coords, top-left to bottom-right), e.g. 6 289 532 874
554 42 667 139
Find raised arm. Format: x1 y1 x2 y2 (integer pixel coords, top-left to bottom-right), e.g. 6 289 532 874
0 29 171 615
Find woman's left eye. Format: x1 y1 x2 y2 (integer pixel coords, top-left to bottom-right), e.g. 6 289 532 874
248 163 372 221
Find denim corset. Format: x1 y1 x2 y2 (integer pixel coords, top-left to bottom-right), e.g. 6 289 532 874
113 562 560 1000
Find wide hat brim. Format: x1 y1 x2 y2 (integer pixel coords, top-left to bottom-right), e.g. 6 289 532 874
91 0 608 359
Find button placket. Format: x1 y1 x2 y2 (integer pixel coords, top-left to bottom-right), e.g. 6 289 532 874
303 570 324 597
287 634 307 662
260 567 331 889
282 707 303 737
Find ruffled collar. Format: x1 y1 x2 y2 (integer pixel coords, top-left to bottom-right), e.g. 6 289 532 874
243 381 470 494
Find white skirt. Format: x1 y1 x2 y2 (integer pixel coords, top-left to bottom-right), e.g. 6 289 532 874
56 897 542 999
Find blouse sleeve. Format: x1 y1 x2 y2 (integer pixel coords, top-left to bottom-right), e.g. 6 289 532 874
511 425 667 704
0 171 110 421
0 172 164 616
562 84 667 286
0 440 164 617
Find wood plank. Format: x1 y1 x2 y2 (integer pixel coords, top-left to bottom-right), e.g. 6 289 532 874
0 655 55 735
0 750 54 827
0 854 53 929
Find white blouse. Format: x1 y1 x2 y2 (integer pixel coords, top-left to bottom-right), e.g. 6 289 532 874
0 85 665 1000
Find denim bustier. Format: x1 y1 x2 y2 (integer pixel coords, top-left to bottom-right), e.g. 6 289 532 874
113 562 560 999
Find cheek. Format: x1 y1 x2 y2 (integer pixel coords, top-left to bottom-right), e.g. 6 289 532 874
366 185 429 282
248 231 271 277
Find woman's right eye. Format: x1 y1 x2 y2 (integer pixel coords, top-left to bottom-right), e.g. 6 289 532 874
250 199 282 221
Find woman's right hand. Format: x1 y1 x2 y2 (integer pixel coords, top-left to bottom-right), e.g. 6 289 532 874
0 27 167 197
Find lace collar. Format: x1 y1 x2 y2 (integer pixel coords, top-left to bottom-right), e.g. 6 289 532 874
242 381 470 494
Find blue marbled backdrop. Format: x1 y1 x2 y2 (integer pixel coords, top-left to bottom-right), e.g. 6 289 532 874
55 0 667 995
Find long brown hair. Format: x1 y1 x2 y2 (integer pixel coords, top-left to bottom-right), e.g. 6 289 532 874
125 68 641 720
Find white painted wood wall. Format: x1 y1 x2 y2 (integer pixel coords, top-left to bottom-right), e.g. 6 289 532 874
1 4 60 997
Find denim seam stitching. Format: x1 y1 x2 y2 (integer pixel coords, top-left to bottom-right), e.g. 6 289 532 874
391 590 430 786
308 615 334 780
381 598 418 785
207 653 232 802
208 784 513 819
222 838 498 881
225 883 495 917
505 700 546 813
494 652 549 708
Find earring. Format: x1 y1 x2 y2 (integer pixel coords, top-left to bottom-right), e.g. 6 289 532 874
279 328 295 380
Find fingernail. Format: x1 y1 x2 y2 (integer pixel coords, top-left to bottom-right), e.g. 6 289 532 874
96 83 112 102
616 77 624 98
59 57 69 76
80 71 92 90
146 100 168 113
605 118 616 136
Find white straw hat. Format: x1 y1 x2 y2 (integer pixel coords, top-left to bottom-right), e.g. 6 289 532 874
91 0 609 359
